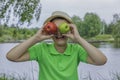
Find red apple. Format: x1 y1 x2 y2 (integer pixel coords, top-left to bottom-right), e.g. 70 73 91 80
44 22 58 34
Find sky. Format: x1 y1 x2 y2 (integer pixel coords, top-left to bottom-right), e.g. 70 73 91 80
34 0 120 28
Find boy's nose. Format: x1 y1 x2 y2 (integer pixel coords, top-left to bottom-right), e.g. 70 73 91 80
56 30 62 36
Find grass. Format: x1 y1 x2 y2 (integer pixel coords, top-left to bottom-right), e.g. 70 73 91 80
79 71 120 80
0 73 27 80
88 34 114 42
1 71 120 80
111 71 120 80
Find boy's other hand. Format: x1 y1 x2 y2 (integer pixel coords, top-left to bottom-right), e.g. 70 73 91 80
62 24 81 42
33 25 54 42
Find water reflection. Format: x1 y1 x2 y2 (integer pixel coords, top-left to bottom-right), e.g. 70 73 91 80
0 42 120 80
92 42 120 48
114 42 120 48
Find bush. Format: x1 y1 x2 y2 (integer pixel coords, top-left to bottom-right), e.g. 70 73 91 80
0 73 27 80
0 38 4 42
2 35 13 40
90 34 114 41
95 34 113 40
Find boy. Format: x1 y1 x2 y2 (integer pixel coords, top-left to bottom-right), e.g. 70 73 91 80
6 11 107 80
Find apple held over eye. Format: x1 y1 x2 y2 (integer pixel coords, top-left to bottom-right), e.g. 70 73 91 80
44 22 58 34
58 23 70 34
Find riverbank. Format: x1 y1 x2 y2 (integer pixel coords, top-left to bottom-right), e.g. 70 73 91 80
0 34 115 43
87 34 114 43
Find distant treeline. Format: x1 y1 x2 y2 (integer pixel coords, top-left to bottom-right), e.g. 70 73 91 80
0 12 120 43
72 13 120 44
0 25 38 42
72 13 120 39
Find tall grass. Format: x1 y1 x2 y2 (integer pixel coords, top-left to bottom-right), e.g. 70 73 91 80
111 71 120 80
80 71 120 80
1 71 120 80
0 73 27 80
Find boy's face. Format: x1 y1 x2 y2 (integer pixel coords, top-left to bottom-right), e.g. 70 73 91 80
52 19 69 46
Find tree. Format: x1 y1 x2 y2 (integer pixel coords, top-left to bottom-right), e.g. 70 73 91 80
72 15 84 36
107 22 114 34
0 26 3 37
113 13 120 23
83 13 102 37
112 21 120 45
0 0 41 27
101 20 108 34
107 13 120 35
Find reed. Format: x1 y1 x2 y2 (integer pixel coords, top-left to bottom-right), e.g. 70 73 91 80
0 72 27 80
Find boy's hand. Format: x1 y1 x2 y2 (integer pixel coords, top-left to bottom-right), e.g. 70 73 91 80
63 24 80 42
33 26 54 42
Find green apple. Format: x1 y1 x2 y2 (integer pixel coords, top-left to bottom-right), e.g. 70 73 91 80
58 23 70 34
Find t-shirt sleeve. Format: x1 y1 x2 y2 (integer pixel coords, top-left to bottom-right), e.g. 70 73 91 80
28 43 42 61
77 44 88 63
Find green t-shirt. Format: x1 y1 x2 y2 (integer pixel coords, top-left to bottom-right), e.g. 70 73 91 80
28 42 88 80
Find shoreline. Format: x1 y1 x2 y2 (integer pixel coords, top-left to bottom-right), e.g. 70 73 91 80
0 39 114 43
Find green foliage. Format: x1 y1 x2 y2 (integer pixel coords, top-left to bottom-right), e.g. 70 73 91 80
100 20 108 34
0 25 38 42
0 26 3 37
0 0 41 26
83 13 102 37
113 13 120 23
107 23 114 34
90 34 114 42
72 15 84 36
0 73 27 80
0 10 119 43
112 21 120 43
72 13 102 38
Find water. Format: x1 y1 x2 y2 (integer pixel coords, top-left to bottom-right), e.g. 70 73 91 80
0 43 39 80
0 42 120 80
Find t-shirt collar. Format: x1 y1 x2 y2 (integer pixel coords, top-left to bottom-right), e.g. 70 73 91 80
50 43 71 56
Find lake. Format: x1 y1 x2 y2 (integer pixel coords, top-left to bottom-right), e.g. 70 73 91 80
0 42 120 80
